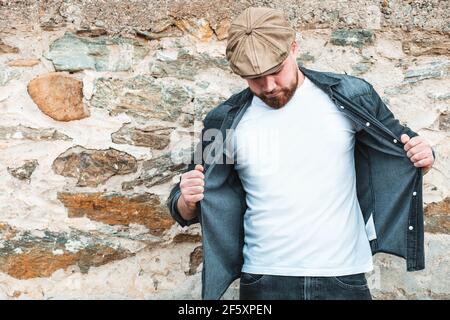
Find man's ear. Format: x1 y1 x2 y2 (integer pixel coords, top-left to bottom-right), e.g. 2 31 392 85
290 41 299 57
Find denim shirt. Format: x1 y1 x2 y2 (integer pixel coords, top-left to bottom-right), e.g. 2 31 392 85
167 65 433 300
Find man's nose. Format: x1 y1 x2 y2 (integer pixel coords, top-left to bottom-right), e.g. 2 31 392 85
261 77 276 93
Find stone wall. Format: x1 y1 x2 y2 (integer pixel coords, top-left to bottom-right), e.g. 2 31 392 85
0 0 448 299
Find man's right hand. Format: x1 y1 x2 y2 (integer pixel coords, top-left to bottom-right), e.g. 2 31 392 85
177 164 205 218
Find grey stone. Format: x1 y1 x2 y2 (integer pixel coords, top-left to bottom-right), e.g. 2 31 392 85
7 160 39 182
351 63 371 75
52 146 138 187
91 75 191 122
193 94 227 121
186 245 203 276
404 60 450 83
0 69 20 86
122 153 185 191
135 28 183 40
296 53 315 66
427 92 450 101
384 85 413 96
351 57 374 75
177 113 196 128
111 123 175 149
439 112 450 131
0 125 72 141
195 81 210 89
75 28 108 37
44 32 149 72
331 29 374 48
149 51 230 81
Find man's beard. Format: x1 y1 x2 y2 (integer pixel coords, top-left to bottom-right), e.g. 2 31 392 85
256 71 299 109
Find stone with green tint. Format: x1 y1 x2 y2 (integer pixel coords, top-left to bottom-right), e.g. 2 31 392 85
91 75 191 122
0 69 20 86
296 53 315 66
149 51 230 80
403 61 450 83
351 57 374 75
331 29 374 48
44 32 149 72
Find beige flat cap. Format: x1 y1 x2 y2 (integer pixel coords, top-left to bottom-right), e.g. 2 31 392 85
225 7 296 79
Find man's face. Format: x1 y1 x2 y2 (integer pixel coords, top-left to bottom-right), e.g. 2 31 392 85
245 44 299 109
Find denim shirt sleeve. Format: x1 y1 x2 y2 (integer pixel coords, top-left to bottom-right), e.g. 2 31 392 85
366 84 437 162
167 185 200 227
365 84 419 139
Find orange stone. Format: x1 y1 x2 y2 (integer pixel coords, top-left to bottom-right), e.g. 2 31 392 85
424 197 450 234
0 39 19 54
187 245 203 275
27 72 89 121
215 20 231 40
58 192 174 236
7 59 40 67
175 18 214 42
0 223 132 279
0 223 17 240
173 233 202 243
425 197 450 216
0 246 130 279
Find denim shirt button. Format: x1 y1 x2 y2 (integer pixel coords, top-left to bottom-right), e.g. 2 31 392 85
413 191 417 196
409 226 414 231
340 105 345 109
393 139 398 143
365 122 370 126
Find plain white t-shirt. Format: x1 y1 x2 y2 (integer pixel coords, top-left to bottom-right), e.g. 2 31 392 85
233 76 374 276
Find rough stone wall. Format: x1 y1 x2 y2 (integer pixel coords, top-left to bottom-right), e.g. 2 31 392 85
0 0 448 299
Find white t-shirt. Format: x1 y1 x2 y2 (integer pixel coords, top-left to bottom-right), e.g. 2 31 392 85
233 76 374 276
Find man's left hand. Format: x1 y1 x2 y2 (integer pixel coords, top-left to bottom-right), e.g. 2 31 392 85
401 134 435 175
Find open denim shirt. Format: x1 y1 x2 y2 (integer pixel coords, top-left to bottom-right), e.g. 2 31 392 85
167 65 434 300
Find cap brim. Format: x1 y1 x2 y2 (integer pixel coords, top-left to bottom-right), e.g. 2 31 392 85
241 59 285 79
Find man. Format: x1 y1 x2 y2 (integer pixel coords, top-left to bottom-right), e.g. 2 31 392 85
167 7 435 300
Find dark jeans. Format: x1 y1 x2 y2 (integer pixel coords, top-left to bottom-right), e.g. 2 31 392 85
239 272 372 300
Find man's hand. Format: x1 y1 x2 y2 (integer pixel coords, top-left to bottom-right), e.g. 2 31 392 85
177 164 205 221
401 134 435 175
